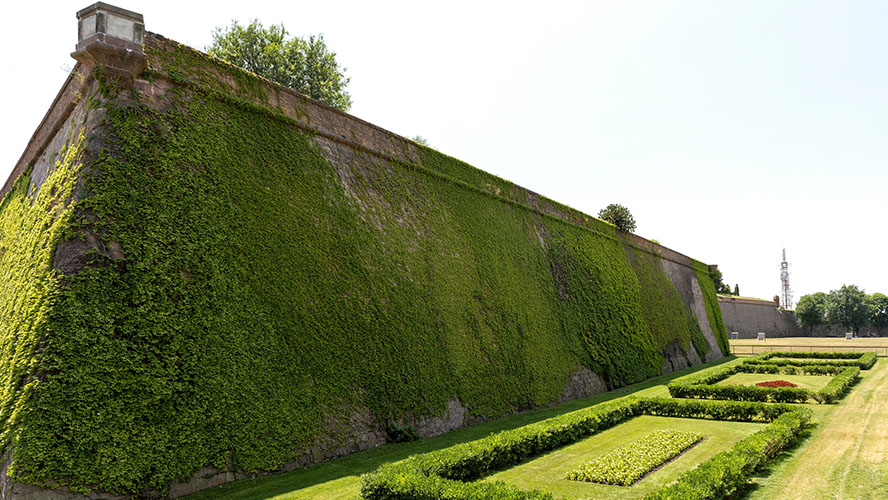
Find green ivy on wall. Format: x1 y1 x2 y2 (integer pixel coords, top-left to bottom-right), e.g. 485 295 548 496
0 38 728 496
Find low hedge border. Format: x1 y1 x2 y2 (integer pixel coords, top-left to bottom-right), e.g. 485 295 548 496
667 361 860 404
746 352 876 370
360 397 811 500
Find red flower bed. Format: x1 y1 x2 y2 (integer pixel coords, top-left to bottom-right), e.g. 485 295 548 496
755 380 797 388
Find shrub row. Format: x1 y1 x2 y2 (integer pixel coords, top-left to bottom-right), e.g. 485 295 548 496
735 363 846 376
564 429 703 485
360 398 803 500
814 367 861 404
644 408 811 500
748 352 876 370
668 362 861 404
668 382 811 404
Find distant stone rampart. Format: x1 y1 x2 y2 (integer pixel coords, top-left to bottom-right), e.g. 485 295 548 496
718 295 888 338
718 295 801 339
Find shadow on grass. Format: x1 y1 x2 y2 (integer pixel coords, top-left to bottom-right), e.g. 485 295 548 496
184 356 739 500
733 423 817 500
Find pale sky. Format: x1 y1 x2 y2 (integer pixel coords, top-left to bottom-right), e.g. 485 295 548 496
3 1 887 304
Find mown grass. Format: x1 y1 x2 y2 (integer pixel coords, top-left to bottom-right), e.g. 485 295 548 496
183 357 739 500
730 337 888 346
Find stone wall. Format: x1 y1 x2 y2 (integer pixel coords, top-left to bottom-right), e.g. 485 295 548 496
718 296 802 339
719 296 888 339
807 324 888 338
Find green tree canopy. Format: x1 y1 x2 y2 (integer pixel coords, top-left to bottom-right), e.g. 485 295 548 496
825 285 874 334
709 268 737 295
208 20 352 111
870 292 888 329
598 203 636 233
795 292 828 328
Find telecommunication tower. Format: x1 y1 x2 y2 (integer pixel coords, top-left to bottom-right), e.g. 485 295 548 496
780 248 793 309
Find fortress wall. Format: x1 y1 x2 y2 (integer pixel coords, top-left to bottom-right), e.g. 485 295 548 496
718 296 802 339
0 33 728 499
718 296 888 339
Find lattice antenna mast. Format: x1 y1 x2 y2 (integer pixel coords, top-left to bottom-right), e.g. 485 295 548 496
780 248 793 309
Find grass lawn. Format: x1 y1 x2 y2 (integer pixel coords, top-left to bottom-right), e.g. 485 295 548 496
729 337 888 357
182 357 740 500
730 337 888 346
716 372 832 392
481 415 764 500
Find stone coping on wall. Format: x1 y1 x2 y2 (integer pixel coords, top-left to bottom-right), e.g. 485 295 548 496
718 295 781 307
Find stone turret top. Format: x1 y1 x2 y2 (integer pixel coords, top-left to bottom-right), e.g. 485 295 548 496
72 2 146 77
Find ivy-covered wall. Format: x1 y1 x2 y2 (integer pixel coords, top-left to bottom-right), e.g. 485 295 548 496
0 35 728 497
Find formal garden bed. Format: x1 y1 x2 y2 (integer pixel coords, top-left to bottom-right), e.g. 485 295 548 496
668 352 866 404
360 398 810 500
564 429 703 486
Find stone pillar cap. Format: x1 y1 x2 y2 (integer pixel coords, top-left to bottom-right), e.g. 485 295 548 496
72 2 147 77
77 2 143 23
76 2 145 51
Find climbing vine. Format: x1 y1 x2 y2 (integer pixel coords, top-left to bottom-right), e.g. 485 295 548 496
0 37 727 495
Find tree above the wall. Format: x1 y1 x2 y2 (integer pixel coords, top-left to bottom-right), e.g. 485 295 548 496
208 20 352 111
598 203 636 232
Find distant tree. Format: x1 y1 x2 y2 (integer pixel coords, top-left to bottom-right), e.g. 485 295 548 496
825 285 874 335
411 135 430 147
598 203 636 233
208 20 352 111
870 293 888 329
733 284 740 296
796 292 828 328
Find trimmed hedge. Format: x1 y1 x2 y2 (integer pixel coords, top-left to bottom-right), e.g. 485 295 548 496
667 359 861 404
360 398 809 500
747 352 876 370
814 367 860 404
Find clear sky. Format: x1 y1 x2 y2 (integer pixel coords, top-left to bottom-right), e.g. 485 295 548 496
3 1 886 304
